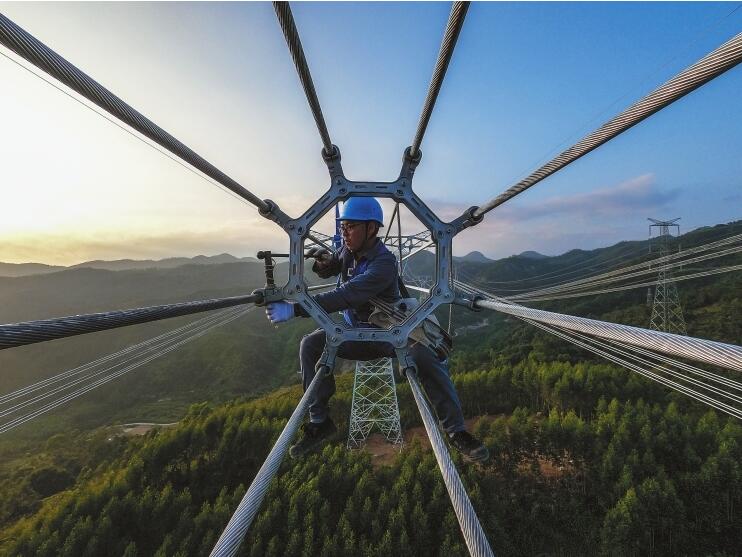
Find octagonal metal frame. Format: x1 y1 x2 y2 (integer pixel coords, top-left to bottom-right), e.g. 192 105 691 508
258 146 475 353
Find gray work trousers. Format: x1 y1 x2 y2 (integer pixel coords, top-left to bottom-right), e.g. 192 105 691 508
300 328 466 434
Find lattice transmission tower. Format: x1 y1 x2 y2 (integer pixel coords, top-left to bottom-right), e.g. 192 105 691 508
647 218 687 335
347 358 403 448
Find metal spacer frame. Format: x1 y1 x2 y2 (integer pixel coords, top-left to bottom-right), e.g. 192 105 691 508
257 145 472 352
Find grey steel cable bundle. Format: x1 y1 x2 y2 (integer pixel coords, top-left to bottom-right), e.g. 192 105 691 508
0 309 244 405
273 1 334 155
209 369 325 557
478 231 742 298
406 369 495 557
0 13 269 212
0 308 249 418
0 307 254 434
510 264 742 303
473 31 742 218
454 281 742 372
526 320 742 420
410 1 470 158
507 236 742 301
457 280 742 418
455 245 649 290
0 294 259 350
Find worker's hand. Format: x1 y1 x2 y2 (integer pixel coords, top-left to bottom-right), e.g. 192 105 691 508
266 302 295 324
306 247 333 271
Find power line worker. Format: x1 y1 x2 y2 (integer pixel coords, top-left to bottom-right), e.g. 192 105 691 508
265 197 489 462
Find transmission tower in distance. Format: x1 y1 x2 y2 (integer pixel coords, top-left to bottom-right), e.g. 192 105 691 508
647 218 687 335
347 358 403 449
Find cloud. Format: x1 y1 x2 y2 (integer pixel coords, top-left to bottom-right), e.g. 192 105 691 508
426 174 679 259
495 174 679 222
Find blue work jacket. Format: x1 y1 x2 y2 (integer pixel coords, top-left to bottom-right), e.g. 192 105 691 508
296 239 401 326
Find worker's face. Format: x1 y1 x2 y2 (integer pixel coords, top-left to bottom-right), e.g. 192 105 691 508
341 220 374 252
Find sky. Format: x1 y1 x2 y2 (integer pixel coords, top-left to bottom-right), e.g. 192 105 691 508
0 1 740 265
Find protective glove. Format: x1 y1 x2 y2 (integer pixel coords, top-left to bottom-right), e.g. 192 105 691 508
266 301 295 324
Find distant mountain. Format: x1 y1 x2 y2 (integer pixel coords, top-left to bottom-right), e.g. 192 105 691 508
457 251 491 263
517 250 549 260
0 254 257 277
0 262 65 278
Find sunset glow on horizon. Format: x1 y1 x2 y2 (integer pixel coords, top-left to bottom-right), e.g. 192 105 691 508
1 2 740 266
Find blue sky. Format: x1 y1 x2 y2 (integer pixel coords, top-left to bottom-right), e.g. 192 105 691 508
0 2 740 264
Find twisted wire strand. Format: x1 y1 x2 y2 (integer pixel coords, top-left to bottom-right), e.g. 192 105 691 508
508 241 742 300
455 245 648 288
553 325 742 406
0 307 253 434
410 1 470 158
454 281 742 372
273 2 333 155
406 369 495 557
473 31 742 217
210 368 325 557
606 339 742 393
0 308 247 417
0 309 241 405
527 320 742 420
0 13 269 211
457 277 742 416
508 231 742 297
456 232 741 296
512 264 742 303
0 294 259 350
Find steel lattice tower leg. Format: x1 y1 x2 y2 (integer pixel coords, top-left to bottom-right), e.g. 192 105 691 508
347 358 403 449
648 218 687 335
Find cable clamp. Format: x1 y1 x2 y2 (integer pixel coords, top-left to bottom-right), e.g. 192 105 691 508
400 146 422 179
468 294 484 312
321 144 341 162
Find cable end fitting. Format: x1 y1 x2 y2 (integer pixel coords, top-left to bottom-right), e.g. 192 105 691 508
403 145 422 166
251 289 266 307
465 206 484 227
322 144 341 162
259 199 276 218
467 294 484 312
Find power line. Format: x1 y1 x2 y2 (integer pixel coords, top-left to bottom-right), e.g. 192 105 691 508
0 50 255 210
470 31 742 220
0 14 270 212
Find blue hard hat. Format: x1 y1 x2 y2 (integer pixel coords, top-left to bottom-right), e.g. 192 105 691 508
338 197 384 226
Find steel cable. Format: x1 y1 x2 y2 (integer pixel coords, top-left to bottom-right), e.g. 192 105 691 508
455 245 648 288
410 1 470 158
528 320 742 420
0 294 259 350
0 307 253 434
511 264 742 303
606 339 742 393
210 368 325 557
406 369 495 557
0 308 247 417
472 31 742 218
0 13 269 212
549 325 742 406
0 309 241 405
456 275 742 416
508 242 742 301
273 2 334 155
457 232 741 297
454 281 742 372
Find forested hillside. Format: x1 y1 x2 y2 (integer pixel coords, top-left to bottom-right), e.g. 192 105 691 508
1 359 739 556
0 222 739 555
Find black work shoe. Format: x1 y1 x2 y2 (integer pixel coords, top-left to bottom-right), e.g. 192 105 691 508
449 430 490 463
289 418 337 459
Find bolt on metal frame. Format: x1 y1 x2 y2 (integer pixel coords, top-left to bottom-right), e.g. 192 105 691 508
254 145 479 375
